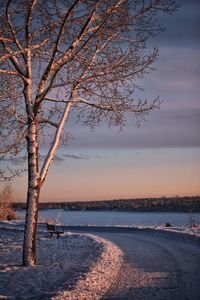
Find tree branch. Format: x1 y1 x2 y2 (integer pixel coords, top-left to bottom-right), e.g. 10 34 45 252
38 119 58 128
77 97 161 114
0 40 48 62
39 101 72 183
0 40 26 77
5 0 26 61
0 68 25 79
35 0 80 99
35 0 100 109
44 97 69 104
25 0 38 47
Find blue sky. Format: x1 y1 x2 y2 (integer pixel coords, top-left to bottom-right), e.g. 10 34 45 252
7 0 200 201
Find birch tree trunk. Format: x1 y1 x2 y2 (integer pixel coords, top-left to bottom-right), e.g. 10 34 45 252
23 118 40 266
22 68 41 265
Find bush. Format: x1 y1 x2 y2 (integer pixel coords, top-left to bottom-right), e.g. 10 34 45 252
0 184 16 221
188 212 198 228
165 222 172 227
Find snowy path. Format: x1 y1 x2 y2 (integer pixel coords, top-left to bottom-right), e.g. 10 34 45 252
68 228 200 300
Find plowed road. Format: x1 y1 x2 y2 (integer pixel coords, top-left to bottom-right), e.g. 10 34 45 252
69 227 200 300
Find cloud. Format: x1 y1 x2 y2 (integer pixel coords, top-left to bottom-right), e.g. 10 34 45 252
150 0 200 48
94 154 107 159
2 157 25 166
53 155 65 164
11 158 24 166
53 154 92 163
65 108 200 149
135 47 200 111
62 153 90 160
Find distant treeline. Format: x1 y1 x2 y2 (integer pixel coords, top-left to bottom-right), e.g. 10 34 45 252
13 196 200 212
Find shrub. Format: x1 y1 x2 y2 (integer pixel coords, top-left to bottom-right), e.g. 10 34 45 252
0 184 16 221
188 212 198 228
165 222 172 227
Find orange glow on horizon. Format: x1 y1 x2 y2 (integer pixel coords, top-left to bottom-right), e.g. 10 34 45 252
11 147 200 202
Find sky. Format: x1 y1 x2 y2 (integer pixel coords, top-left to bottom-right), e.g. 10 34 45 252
3 0 200 202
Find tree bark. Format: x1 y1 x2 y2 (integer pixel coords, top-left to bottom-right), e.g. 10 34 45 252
23 118 40 266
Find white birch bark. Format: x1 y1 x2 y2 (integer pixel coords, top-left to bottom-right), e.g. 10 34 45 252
40 101 72 184
23 119 40 266
22 35 40 264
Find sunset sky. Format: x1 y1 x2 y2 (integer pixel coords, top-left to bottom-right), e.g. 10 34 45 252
6 0 200 202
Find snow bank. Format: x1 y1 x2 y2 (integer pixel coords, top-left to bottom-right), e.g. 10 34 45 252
53 235 122 300
0 224 122 300
134 224 200 238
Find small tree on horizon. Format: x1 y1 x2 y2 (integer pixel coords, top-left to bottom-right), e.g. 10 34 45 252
0 0 178 266
0 183 16 221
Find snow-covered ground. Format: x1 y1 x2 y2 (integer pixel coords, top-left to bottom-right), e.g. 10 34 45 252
147 224 200 238
0 222 122 300
0 221 199 299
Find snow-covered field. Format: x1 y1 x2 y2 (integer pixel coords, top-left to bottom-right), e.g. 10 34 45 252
0 222 122 300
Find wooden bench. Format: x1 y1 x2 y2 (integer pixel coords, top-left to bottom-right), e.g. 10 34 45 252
46 223 64 238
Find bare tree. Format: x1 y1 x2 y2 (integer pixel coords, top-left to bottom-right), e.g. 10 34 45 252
0 183 16 220
0 0 178 265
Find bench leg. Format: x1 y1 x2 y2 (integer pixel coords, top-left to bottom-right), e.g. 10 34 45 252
57 233 60 238
51 233 53 238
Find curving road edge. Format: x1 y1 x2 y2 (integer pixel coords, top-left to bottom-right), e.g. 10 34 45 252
52 233 123 300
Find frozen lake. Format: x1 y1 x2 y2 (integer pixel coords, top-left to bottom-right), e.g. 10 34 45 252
17 209 200 227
